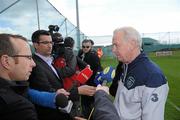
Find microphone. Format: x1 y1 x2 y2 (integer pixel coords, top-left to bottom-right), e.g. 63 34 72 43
94 66 115 86
76 65 93 84
28 89 69 109
55 93 73 113
55 93 68 108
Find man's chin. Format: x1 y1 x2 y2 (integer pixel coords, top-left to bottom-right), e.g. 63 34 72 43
25 74 31 80
44 52 51 56
24 77 29 81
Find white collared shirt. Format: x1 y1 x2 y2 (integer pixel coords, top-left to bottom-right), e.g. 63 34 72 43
35 53 59 78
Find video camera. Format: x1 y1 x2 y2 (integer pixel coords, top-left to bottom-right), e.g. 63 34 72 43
48 25 64 57
48 25 59 33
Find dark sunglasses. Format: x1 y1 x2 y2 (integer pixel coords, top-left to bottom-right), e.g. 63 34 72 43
11 55 33 60
82 46 90 48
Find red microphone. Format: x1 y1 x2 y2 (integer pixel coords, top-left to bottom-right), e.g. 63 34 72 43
76 66 93 84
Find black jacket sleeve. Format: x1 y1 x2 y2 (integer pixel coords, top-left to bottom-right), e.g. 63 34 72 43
0 83 38 120
93 90 120 120
109 62 123 97
76 56 87 70
56 48 77 78
84 51 102 86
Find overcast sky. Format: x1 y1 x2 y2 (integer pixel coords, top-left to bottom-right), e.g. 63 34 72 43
49 0 180 36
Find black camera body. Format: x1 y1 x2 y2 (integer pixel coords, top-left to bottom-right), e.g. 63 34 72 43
48 25 59 33
48 25 65 58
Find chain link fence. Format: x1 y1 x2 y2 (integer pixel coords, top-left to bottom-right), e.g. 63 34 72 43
0 0 87 50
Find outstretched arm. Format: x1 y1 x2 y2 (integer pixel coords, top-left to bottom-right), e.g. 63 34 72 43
93 86 120 120
28 88 56 109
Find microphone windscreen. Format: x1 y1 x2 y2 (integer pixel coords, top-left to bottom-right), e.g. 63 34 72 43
55 93 68 108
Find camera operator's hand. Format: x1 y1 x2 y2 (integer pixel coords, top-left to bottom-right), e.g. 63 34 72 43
78 85 96 96
56 88 70 97
96 84 109 95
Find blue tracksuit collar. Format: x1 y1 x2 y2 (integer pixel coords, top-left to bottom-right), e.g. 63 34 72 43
128 52 148 69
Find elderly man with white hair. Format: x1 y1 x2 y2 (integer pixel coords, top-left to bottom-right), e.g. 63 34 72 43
93 26 169 120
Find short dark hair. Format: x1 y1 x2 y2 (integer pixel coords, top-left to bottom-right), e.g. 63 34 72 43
31 30 50 43
89 39 94 45
64 37 74 48
0 33 27 57
82 39 90 44
82 39 94 45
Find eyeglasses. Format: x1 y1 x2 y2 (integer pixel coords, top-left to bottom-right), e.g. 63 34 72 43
11 55 33 60
82 46 90 48
38 41 54 45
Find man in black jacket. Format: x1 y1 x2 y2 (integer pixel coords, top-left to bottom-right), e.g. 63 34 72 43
93 86 120 120
29 30 74 120
0 33 37 120
74 85 120 120
29 30 96 120
78 39 102 119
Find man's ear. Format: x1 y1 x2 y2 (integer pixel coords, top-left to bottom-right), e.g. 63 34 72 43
0 55 12 70
33 43 38 50
129 40 137 50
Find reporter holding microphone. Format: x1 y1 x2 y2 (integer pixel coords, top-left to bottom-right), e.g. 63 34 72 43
93 85 120 120
74 85 120 120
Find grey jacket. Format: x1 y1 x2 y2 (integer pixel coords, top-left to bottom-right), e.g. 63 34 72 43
93 90 120 120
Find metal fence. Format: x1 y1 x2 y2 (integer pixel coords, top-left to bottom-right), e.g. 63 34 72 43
0 0 87 50
91 32 180 56
142 32 180 44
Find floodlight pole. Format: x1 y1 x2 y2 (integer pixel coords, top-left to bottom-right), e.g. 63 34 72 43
76 0 80 50
35 0 40 30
